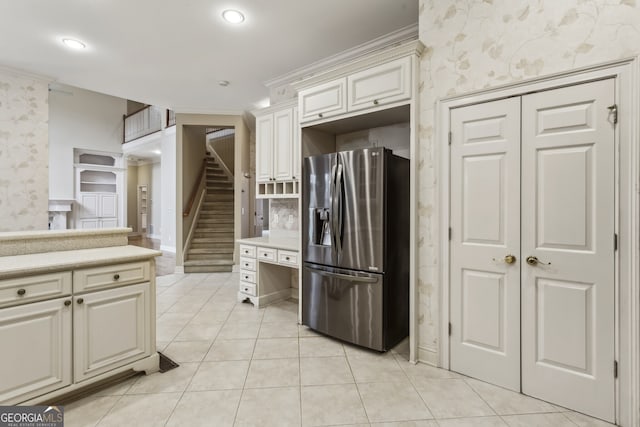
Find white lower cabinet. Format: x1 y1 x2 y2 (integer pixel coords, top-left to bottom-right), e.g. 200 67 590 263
0 297 72 404
0 259 156 405
74 283 151 382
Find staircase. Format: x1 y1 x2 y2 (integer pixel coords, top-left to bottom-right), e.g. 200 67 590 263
184 156 234 273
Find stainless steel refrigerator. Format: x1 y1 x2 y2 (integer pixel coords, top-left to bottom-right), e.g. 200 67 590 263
302 147 409 351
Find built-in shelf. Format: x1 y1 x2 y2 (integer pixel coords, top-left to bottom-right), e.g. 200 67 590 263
257 180 299 199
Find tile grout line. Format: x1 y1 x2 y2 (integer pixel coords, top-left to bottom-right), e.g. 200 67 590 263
231 299 263 426
343 343 372 424
161 274 226 426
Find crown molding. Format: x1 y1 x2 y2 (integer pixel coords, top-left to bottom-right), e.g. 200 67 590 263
172 107 246 116
250 98 297 117
291 39 424 92
0 64 53 83
263 23 419 90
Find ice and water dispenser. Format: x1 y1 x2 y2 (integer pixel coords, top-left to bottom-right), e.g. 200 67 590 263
310 208 332 246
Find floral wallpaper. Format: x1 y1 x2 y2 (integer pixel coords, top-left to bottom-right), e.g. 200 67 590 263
417 0 640 360
0 68 49 231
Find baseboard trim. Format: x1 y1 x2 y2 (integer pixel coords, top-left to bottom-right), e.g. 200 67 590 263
418 346 438 367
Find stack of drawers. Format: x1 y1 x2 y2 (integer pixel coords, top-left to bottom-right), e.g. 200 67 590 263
239 244 257 297
238 243 300 300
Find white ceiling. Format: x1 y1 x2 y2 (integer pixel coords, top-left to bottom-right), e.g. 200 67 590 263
0 0 418 113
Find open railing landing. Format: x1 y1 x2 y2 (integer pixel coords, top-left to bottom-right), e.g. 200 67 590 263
123 106 175 144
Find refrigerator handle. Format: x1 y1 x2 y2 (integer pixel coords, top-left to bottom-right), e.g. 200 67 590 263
311 268 378 283
330 164 337 250
336 163 344 253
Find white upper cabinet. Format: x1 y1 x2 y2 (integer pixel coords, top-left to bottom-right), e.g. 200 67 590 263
297 52 416 125
255 103 298 184
299 79 347 123
291 107 300 180
347 57 412 113
273 108 294 181
256 114 274 183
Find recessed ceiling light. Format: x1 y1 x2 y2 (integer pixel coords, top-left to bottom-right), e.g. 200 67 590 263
222 9 245 24
62 38 86 49
218 80 230 87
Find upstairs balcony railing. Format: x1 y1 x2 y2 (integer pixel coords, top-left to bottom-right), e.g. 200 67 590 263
167 109 176 128
123 105 163 143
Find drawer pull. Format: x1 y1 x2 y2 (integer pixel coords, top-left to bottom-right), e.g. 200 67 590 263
244 276 249 280
263 253 268 257
318 113 323 118
64 300 72 307
77 298 84 305
113 274 120 280
16 288 26 296
245 263 249 267
244 287 249 292
244 250 249 254
373 99 379 105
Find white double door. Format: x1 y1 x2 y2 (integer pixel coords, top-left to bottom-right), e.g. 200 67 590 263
449 79 616 422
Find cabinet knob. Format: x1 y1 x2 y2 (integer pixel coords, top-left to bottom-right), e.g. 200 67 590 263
77 298 84 305
373 99 379 105
64 300 72 306
286 257 290 261
318 113 323 118
16 288 26 296
113 273 120 280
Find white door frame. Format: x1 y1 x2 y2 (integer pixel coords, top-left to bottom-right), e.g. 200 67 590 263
437 58 639 426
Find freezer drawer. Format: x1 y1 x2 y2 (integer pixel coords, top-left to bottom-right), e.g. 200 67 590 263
302 263 383 351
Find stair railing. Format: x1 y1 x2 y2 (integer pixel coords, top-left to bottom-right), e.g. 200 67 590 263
183 159 207 218
182 158 208 263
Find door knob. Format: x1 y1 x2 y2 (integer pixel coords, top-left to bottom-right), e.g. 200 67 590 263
526 256 551 266
492 255 516 264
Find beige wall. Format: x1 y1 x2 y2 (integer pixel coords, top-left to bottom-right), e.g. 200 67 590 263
181 125 207 246
417 0 640 360
126 164 138 231
175 113 250 267
0 67 50 231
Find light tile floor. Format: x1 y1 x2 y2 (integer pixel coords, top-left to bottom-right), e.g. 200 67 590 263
64 272 617 427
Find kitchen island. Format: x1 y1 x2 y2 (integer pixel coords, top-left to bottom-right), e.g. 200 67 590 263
0 228 161 405
236 234 299 309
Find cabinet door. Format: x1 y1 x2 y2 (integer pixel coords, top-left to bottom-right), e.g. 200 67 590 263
80 193 99 218
347 57 412 113
100 219 118 228
291 107 300 180
74 283 151 382
299 78 347 123
80 219 99 229
273 108 293 181
256 114 274 182
0 297 72 404
100 194 117 218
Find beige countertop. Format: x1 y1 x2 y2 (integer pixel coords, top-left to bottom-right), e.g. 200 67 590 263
0 245 161 279
237 235 299 252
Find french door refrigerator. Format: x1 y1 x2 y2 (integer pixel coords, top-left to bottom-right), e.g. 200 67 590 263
302 147 409 351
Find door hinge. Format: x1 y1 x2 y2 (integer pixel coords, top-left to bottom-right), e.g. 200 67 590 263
448 227 452 240
448 132 452 145
614 233 618 251
614 360 618 378
608 104 618 125
448 322 452 336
